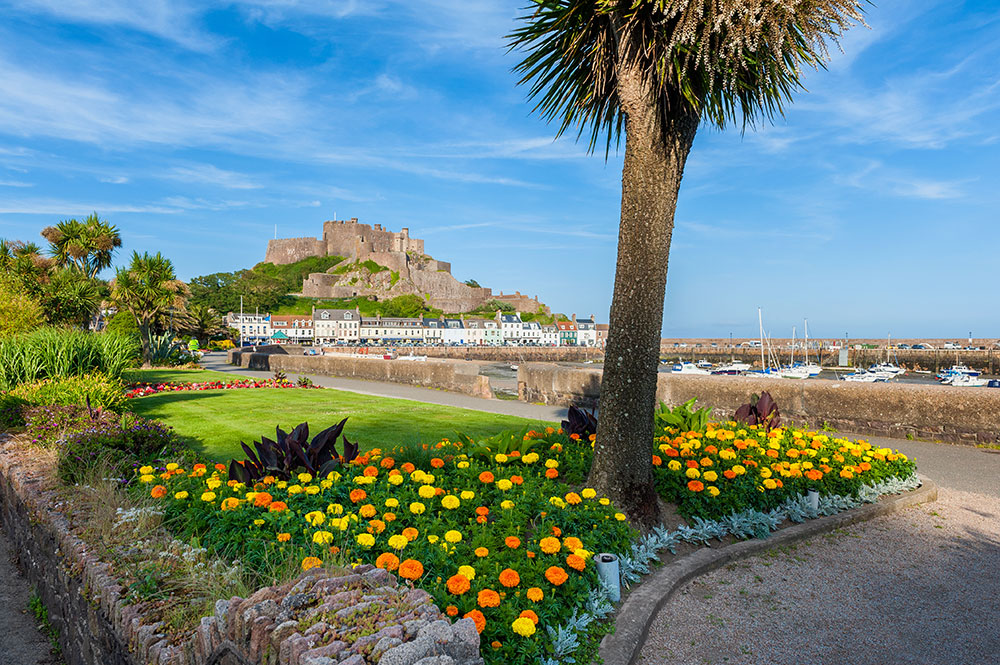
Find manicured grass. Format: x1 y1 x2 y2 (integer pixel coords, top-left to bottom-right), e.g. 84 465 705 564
122 367 248 385
128 388 553 462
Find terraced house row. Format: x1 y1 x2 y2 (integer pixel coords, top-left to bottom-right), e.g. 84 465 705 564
226 309 606 348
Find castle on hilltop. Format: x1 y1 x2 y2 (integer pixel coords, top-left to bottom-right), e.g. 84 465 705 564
265 218 549 314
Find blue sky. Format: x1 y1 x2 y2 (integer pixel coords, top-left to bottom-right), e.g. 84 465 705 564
0 0 997 340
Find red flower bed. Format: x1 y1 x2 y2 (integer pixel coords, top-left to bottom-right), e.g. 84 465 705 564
125 379 322 399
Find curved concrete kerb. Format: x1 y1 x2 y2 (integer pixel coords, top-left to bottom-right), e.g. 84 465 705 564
598 475 938 665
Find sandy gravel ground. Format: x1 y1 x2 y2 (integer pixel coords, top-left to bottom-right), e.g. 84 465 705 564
0 524 62 665
638 488 1000 665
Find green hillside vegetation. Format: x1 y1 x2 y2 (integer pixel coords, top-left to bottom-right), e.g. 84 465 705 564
188 255 344 314
272 294 443 318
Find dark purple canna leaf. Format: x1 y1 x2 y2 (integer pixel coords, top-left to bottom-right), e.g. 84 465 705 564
561 405 598 439
229 459 251 484
341 436 359 464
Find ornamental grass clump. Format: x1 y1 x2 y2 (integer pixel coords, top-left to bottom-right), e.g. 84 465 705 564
0 327 138 390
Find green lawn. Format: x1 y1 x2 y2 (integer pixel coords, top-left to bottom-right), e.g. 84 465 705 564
129 388 553 462
122 367 248 385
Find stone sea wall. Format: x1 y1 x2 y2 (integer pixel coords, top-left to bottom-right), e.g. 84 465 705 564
0 435 482 665
518 366 1000 444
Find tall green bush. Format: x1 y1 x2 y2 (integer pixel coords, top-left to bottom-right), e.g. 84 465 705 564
0 328 139 391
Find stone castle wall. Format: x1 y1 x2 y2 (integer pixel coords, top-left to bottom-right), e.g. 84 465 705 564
264 237 326 265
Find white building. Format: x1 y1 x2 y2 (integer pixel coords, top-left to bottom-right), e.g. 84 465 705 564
227 312 271 345
422 318 443 345
521 321 542 345
269 315 313 344
576 315 598 347
540 324 559 346
441 318 466 345
496 312 524 345
360 316 424 344
313 308 360 345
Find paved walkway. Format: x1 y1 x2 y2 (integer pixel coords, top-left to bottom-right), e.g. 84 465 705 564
200 353 569 423
0 523 61 665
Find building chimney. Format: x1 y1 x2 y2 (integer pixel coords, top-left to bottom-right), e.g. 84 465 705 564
572 313 577 322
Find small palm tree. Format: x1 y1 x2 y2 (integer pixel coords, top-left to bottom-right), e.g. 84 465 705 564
111 252 188 367
509 1 865 524
42 212 122 279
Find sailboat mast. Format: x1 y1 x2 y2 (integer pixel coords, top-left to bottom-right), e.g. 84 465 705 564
804 319 809 365
758 308 766 370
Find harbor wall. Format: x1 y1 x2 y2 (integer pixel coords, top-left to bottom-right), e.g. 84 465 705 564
518 365 1000 445
228 348 494 399
231 344 605 363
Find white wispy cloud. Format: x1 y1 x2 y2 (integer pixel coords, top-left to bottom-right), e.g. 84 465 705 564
100 176 129 184
164 164 261 190
0 179 33 187
0 196 181 214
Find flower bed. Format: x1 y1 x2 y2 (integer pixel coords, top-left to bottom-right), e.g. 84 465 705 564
125 378 322 399
136 421 915 665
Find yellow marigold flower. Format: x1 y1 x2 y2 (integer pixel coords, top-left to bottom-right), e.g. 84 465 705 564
427 535 440 544
733 465 746 475
496 479 513 491
460 490 475 500
521 453 539 464
305 486 320 495
388 474 404 486
312 531 334 545
305 511 326 527
139 474 155 483
457 461 470 469
320 479 333 489
614 513 626 521
165 463 179 471
599 498 610 506
441 495 460 510
763 479 778 490
685 468 701 479
703 471 718 482
410 502 426 515
495 453 508 463
287 485 304 495
458 565 476 580
539 537 561 554
381 498 398 508
297 472 313 484
581 488 597 499
328 503 344 515
574 548 591 560
387 534 408 550
418 485 436 499
500 500 514 510
549 497 566 508
444 530 462 544
511 617 536 637
544 459 559 469
200 491 216 502
139 465 154 475
174 491 188 500
707 486 720 497
667 460 682 471
206 477 222 490
253 519 265 526
356 533 376 548
759 468 772 479
301 556 322 571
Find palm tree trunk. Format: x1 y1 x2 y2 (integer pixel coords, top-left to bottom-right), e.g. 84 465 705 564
138 319 153 368
587 60 700 527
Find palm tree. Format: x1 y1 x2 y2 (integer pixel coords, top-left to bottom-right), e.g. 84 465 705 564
42 212 122 279
110 252 188 367
184 303 224 343
509 1 864 524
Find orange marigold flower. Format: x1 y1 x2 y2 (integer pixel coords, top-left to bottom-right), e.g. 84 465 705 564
301 556 322 571
276 532 290 542
402 527 419 541
446 605 459 616
269 501 287 513
504 536 521 549
253 492 273 508
401 462 416 473
563 537 582 551
545 566 569 586
477 589 501 608
475 547 490 558
526 551 536 559
150 485 167 499
545 468 559 479
766 449 779 458
687 480 704 492
539 537 561 554
359 504 377 518
806 469 824 481
376 552 400 571
478 471 495 484
526 587 544 602
349 489 367 503
686 460 699 468
447 574 471 595
723 470 737 480
510 474 524 485
220 497 240 511
380 457 395 469
214 463 226 472
398 559 424 580
430 457 445 468
551 526 561 537
570 433 581 441
704 445 718 454
476 515 488 524
859 462 872 471
652 455 662 466
384 512 397 522
329 546 340 554
566 554 586 571
193 463 206 472
498 568 520 587
519 610 539 624
475 506 489 516
363 465 378 477
565 492 582 505
464 609 486 634
491 640 502 649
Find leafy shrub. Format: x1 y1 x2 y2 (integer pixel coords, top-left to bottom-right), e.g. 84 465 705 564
0 393 28 428
0 327 139 390
655 398 713 432
227 419 358 484
734 391 781 431
561 405 597 439
11 373 127 411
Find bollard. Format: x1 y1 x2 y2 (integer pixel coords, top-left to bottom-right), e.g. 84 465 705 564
595 553 621 603
806 490 819 512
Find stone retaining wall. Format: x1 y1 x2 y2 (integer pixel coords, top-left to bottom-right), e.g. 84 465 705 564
233 345 604 363
228 350 494 400
518 365 1000 444
0 436 483 665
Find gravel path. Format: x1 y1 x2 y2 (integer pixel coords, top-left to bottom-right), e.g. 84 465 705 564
0 524 61 665
637 487 1000 665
